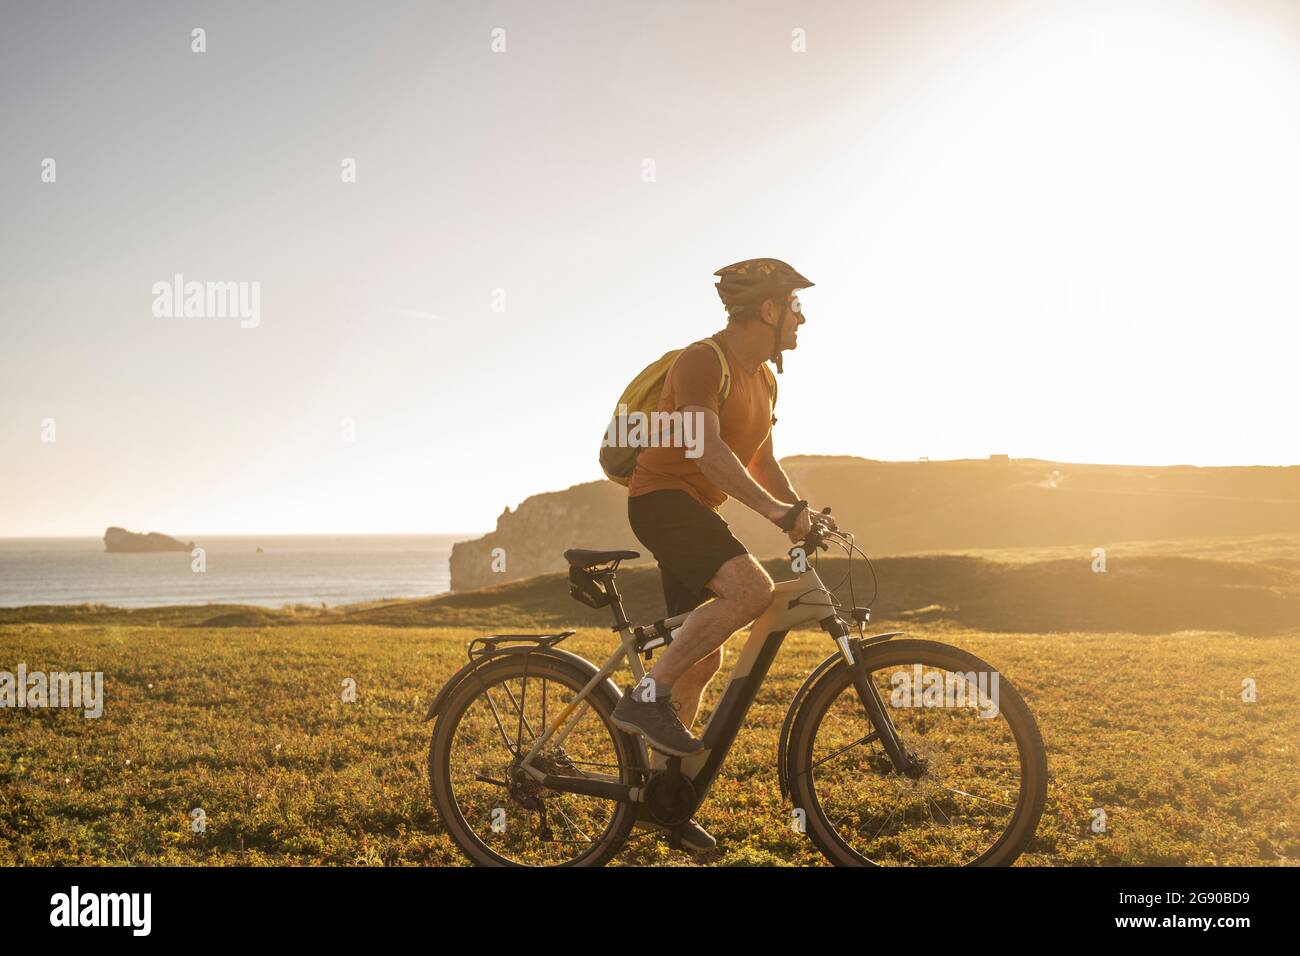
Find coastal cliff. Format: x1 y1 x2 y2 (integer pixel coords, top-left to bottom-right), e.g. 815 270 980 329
448 457 1300 590
449 481 647 591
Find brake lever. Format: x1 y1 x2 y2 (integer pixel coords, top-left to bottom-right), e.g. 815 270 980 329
812 506 834 549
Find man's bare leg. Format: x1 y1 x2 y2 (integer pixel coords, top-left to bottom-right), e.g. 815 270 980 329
670 648 723 730
646 554 773 724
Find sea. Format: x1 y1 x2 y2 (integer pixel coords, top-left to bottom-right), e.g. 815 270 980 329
0 534 474 609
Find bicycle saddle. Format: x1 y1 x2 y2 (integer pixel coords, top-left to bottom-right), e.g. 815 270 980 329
563 548 639 568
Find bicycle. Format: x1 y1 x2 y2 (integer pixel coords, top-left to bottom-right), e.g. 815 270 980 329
425 509 1048 866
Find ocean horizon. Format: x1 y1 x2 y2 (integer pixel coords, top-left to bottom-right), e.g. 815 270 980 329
0 534 480 609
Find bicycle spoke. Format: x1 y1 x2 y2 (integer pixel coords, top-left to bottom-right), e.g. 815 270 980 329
552 803 592 843
927 796 952 827
506 674 535 750
478 687 515 754
802 731 879 776
865 807 900 843
942 787 1016 811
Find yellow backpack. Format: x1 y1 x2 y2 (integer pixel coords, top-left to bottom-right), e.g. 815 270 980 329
599 338 776 485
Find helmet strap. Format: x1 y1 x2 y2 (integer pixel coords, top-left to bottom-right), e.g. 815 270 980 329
771 310 786 373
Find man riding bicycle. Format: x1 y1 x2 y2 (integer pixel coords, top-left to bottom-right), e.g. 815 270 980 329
426 258 1048 866
611 258 833 844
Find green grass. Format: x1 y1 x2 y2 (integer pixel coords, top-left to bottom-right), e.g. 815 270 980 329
2 621 1296 866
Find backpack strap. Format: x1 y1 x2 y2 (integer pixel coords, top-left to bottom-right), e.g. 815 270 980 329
695 338 731 406
693 339 777 418
760 362 777 411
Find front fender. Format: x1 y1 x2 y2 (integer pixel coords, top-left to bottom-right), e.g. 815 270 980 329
776 652 844 800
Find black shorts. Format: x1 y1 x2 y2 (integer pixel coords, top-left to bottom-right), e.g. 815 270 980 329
627 489 750 617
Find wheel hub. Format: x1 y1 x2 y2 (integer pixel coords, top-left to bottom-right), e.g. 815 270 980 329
506 748 579 810
507 759 545 810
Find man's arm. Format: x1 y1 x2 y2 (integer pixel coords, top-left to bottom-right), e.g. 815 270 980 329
747 433 834 539
688 408 816 545
686 406 790 525
747 433 799 503
668 343 807 534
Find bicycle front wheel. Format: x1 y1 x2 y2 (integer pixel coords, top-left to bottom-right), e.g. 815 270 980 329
788 639 1047 866
429 654 640 866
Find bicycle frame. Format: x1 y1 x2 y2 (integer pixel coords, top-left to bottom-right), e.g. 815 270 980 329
428 516 1049 867
515 563 885 814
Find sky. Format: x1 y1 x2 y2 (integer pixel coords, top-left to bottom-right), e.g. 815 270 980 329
2 0 1298 537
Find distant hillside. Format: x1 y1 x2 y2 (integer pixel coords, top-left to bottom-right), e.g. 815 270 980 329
449 457 1300 590
7 545 1296 636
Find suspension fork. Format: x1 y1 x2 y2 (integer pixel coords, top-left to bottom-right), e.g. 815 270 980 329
820 616 921 778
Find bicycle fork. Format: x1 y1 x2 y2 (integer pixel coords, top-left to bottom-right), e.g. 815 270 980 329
821 616 924 779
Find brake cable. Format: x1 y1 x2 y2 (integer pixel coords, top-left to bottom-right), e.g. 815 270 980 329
812 526 878 614
826 528 878 610
799 521 878 617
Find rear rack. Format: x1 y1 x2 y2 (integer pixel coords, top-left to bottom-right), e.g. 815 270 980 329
466 631 575 662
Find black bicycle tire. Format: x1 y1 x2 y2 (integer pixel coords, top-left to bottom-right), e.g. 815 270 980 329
787 639 1048 867
429 655 639 867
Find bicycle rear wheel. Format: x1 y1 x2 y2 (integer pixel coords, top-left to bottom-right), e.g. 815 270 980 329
429 654 639 866
788 639 1047 866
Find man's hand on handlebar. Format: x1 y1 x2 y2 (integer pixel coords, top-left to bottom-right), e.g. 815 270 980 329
801 507 838 550
786 507 813 544
771 500 837 546
769 499 806 539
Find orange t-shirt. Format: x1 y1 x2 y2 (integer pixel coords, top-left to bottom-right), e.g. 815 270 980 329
627 331 776 510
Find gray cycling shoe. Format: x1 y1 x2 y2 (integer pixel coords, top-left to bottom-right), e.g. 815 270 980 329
611 687 704 757
634 814 717 853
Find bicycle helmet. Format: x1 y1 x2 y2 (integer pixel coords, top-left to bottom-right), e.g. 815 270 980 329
713 258 814 372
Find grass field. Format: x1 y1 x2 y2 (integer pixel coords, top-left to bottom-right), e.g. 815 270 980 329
3 618 1296 866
